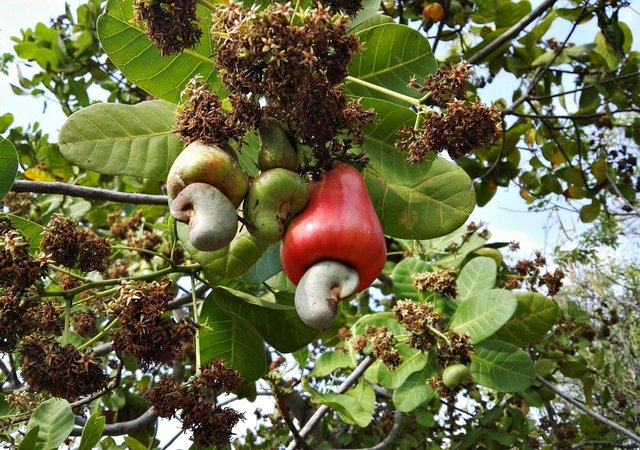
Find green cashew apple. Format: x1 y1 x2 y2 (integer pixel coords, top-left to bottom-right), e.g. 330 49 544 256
442 363 472 388
243 168 309 244
258 117 298 172
167 141 248 251
167 141 248 207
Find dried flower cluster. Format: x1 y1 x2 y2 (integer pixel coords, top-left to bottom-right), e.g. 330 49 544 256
133 0 202 56
147 361 245 448
393 300 471 367
413 266 458 298
503 250 565 295
41 214 110 273
210 2 372 158
412 62 473 106
429 373 471 402
358 326 402 369
174 77 258 147
397 100 502 163
398 62 502 163
0 221 47 291
20 334 108 400
112 279 195 368
108 210 163 261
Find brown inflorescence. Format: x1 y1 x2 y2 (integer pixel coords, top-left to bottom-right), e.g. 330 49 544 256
146 361 245 448
0 223 47 291
174 77 256 147
436 330 472 367
393 300 444 351
133 0 202 56
41 215 110 273
210 2 372 159
20 334 108 400
366 326 402 369
413 266 458 298
111 279 195 368
397 100 502 163
416 62 473 106
316 0 364 17
72 311 96 337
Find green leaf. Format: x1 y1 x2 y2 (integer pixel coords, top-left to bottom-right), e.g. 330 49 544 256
311 351 355 377
97 0 222 103
0 138 18 200
77 412 106 450
179 226 269 279
124 437 147 450
393 369 435 412
351 312 404 338
450 289 517 344
346 24 437 105
241 242 283 284
18 426 40 450
308 382 374 428
0 214 43 251
579 200 601 223
391 258 429 301
199 292 267 382
212 287 318 354
456 257 497 300
359 98 475 239
470 340 535 392
26 398 74 450
58 100 183 181
377 344 430 390
349 0 382 30
491 292 558 347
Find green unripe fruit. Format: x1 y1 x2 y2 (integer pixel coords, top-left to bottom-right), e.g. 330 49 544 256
442 363 472 388
167 141 249 208
258 117 298 172
243 168 309 244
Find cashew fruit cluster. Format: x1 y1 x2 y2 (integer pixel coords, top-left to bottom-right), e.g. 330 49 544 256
167 119 309 252
280 163 387 330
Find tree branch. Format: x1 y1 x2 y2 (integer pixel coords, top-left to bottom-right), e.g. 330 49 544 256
286 356 376 450
468 0 558 64
10 180 168 205
333 410 403 450
535 375 640 444
70 408 158 436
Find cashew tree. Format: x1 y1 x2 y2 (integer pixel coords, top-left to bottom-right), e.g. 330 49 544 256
1 0 639 449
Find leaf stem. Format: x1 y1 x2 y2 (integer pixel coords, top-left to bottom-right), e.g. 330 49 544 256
79 318 120 351
63 296 72 345
191 275 201 377
197 0 216 11
345 76 420 106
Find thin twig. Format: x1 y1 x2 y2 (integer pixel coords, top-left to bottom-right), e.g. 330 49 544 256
286 356 376 450
11 180 167 205
333 410 403 450
468 0 558 64
536 375 640 444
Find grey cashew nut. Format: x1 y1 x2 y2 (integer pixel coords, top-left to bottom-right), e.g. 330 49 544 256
170 182 238 252
294 260 359 330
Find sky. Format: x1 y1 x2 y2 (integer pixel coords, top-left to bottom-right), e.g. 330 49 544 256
1 0 636 447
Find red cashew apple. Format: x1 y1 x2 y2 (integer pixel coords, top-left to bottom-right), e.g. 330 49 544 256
281 163 387 329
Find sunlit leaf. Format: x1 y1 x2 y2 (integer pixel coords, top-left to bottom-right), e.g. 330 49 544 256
347 24 436 106
456 256 497 300
26 398 74 450
492 292 558 347
450 289 517 344
97 0 222 103
199 292 267 382
58 100 182 181
0 138 18 200
470 340 535 392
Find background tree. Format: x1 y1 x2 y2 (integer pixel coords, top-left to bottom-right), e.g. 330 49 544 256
0 0 639 449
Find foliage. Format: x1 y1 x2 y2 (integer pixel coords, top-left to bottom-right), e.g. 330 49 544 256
0 0 639 449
